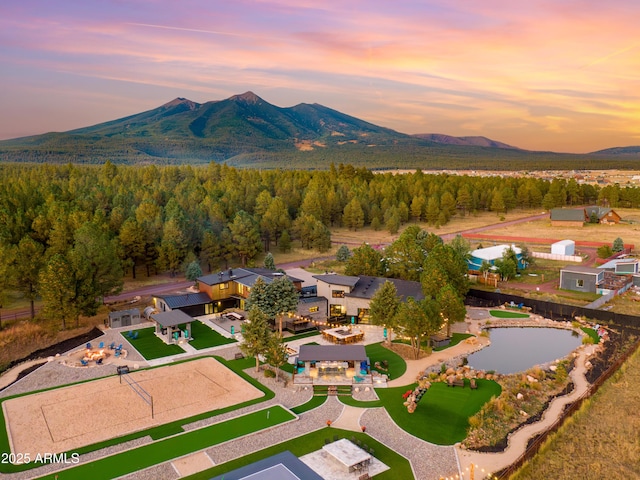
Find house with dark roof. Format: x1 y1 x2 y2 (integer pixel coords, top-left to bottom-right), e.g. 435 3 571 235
313 274 422 323
550 207 621 226
152 268 303 317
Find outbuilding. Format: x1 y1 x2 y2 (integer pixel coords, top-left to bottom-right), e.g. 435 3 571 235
108 308 142 328
150 310 193 345
551 240 575 256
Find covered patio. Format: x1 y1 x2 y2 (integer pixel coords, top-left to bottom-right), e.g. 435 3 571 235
150 310 193 345
294 345 371 386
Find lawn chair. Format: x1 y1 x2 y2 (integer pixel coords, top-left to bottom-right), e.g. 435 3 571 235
96 358 103 365
109 342 116 350
86 343 92 349
99 341 104 349
80 359 88 366
116 343 123 350
132 331 139 340
126 330 133 338
115 350 121 358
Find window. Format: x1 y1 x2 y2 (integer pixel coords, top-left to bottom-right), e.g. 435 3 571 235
309 306 319 313
219 282 229 290
576 279 584 288
332 290 345 298
330 304 344 316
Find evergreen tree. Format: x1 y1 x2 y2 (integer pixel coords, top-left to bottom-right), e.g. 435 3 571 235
229 211 262 266
240 306 272 372
395 297 441 359
343 197 365 230
436 284 467 337
344 243 385 276
39 254 76 330
613 237 624 252
119 218 146 279
368 280 400 344
13 236 45 319
263 252 276 270
264 333 288 382
185 260 203 282
336 245 351 262
278 230 292 253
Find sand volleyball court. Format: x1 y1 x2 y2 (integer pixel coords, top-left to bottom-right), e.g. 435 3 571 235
2 357 263 457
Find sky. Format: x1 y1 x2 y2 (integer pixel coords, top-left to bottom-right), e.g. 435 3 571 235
1 0 639 153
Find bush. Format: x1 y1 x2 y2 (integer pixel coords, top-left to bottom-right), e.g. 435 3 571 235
582 335 595 345
597 245 613 258
264 369 276 378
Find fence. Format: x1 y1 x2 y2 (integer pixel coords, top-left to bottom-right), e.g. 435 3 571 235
466 289 640 329
530 252 582 262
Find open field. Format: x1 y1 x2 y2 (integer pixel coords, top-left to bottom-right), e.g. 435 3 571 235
330 209 545 247
511 344 640 480
484 209 640 248
2 357 263 458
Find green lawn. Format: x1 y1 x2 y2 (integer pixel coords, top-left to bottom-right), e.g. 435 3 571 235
290 395 327 414
376 379 502 445
393 333 474 352
284 330 321 341
489 309 530 318
36 406 295 480
187 321 237 350
123 327 184 360
183 428 414 480
581 327 599 344
365 342 407 380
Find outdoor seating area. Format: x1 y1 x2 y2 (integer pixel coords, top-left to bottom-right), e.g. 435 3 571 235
323 438 372 474
321 327 364 344
63 341 126 367
294 345 377 387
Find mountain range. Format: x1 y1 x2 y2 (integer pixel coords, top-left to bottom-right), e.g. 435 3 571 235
0 91 637 169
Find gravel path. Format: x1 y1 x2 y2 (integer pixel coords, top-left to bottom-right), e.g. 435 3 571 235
361 407 458 480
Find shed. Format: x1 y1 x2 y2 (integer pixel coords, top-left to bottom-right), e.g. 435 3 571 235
468 244 524 271
551 240 575 256
108 308 142 328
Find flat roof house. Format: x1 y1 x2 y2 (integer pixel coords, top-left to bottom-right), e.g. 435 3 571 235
559 266 604 293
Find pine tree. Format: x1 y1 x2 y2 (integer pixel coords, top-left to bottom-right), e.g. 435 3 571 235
263 252 276 270
240 306 272 372
368 280 400 343
336 245 351 262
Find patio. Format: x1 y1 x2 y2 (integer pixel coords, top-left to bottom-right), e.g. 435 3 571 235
293 345 377 387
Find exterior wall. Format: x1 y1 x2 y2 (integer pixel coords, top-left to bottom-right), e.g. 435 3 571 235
316 281 352 305
600 211 621 224
551 241 575 255
154 297 171 312
108 311 142 328
560 271 599 292
296 298 327 321
531 252 582 262
345 297 372 323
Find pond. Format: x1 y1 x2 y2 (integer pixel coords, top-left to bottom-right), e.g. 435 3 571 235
467 327 582 374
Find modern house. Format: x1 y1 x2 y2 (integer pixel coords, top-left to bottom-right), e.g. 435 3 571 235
550 207 621 226
598 258 640 275
467 244 525 271
152 268 303 317
559 266 604 292
313 274 423 323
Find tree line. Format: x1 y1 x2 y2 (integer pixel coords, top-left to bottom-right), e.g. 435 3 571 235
0 161 635 329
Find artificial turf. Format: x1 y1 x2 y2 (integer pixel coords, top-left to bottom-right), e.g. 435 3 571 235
489 309 530 318
186 320 237 350
581 327 599 344
290 395 327 414
365 342 407 380
36 406 295 480
123 327 184 360
376 379 502 445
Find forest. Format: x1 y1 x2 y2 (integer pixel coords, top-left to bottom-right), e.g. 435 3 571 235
0 161 638 330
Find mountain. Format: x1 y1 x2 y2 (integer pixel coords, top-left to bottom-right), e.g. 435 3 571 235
0 91 419 164
590 146 640 156
412 133 519 150
0 91 636 170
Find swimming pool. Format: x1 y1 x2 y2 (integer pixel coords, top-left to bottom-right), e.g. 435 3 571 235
467 327 582 374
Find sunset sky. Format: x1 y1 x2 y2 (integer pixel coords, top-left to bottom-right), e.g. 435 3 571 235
1 0 639 153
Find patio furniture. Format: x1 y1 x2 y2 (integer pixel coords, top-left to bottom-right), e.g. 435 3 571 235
126 330 133 338
99 341 104 348
80 359 88 366
96 358 103 365
448 377 465 387
109 342 116 350
86 343 92 349
115 350 120 357
470 378 478 389
132 331 139 340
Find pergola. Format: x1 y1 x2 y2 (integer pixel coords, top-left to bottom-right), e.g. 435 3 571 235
296 345 370 384
150 310 193 345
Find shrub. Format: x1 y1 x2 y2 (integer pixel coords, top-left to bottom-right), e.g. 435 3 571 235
597 245 613 258
264 369 276 378
582 335 595 345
